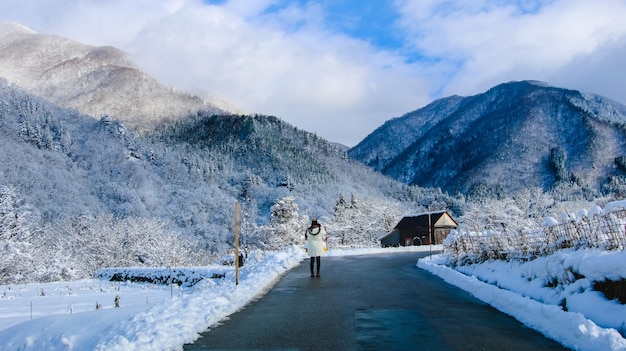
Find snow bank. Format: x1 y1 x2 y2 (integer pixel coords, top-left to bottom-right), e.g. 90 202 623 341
419 252 626 351
0 246 306 351
1 245 625 351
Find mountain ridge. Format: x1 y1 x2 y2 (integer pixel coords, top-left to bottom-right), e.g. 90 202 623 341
0 77 441 245
348 80 626 197
0 22 241 131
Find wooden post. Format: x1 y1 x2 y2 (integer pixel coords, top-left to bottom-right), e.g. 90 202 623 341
428 208 432 259
235 201 239 286
169 266 173 298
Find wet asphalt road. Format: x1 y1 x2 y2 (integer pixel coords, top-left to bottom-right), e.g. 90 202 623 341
184 251 569 351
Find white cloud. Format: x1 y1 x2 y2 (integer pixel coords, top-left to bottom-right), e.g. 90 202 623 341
1 0 625 145
548 39 626 103
0 0 431 146
396 0 626 101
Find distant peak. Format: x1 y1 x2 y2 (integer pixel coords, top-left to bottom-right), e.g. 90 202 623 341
0 21 37 35
499 80 549 88
523 80 549 87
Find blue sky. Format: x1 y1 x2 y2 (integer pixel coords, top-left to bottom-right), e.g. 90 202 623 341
1 0 626 146
306 1 404 51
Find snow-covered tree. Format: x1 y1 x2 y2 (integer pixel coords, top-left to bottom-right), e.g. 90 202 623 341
459 189 556 235
253 196 308 249
330 193 359 245
0 185 34 283
512 187 555 224
330 194 401 246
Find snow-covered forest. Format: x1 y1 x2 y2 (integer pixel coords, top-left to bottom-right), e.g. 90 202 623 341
1 77 625 285
0 79 448 283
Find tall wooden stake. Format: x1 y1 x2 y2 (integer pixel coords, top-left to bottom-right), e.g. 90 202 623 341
235 201 239 286
428 207 432 260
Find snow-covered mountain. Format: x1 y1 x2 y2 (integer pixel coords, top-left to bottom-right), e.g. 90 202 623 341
1 21 623 284
0 22 468 282
349 81 626 197
1 77 459 281
0 22 241 131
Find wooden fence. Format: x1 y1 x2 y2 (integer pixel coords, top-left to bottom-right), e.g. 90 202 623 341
444 209 626 265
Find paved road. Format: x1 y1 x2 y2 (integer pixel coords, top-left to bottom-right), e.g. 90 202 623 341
185 252 568 350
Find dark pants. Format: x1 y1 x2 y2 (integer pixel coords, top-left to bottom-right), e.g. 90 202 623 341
310 256 321 274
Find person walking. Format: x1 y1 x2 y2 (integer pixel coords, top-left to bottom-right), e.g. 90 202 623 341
305 218 327 277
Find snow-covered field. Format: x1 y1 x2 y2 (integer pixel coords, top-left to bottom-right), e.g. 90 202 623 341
0 245 625 350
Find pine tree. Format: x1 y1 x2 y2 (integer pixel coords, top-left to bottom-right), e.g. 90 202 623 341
254 196 307 249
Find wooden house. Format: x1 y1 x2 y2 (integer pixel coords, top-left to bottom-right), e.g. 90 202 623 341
379 211 458 247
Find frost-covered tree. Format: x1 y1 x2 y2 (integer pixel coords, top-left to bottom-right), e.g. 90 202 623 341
329 194 407 247
45 215 203 277
118 217 199 267
459 189 557 235
330 193 359 245
253 196 308 249
360 197 404 243
0 185 34 283
512 188 555 224
460 198 521 233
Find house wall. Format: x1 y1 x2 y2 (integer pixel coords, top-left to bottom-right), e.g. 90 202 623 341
380 230 400 247
381 212 458 247
399 228 431 246
435 214 456 227
433 228 453 245
399 227 454 245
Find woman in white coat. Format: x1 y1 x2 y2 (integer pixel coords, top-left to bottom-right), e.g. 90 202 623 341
305 218 327 277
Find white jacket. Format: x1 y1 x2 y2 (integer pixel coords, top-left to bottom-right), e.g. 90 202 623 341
305 225 327 257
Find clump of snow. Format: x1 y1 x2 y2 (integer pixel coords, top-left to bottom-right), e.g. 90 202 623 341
590 205 603 216
542 217 560 226
603 200 626 215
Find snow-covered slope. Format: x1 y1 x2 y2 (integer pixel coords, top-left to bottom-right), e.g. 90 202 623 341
347 95 465 171
1 79 455 282
0 22 240 131
349 81 626 196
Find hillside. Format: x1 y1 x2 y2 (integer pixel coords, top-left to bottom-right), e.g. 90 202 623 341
1 78 463 281
0 22 240 131
0 77 425 225
349 81 626 197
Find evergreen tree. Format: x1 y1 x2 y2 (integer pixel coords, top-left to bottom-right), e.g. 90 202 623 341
253 196 308 249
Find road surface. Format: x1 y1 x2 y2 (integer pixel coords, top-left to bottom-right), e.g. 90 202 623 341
185 251 568 350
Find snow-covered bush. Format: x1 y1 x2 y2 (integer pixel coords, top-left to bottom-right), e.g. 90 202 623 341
445 202 626 265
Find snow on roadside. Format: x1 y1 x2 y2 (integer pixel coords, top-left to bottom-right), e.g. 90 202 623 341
0 246 307 351
0 245 432 350
95 246 306 351
1 244 625 351
418 251 626 351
